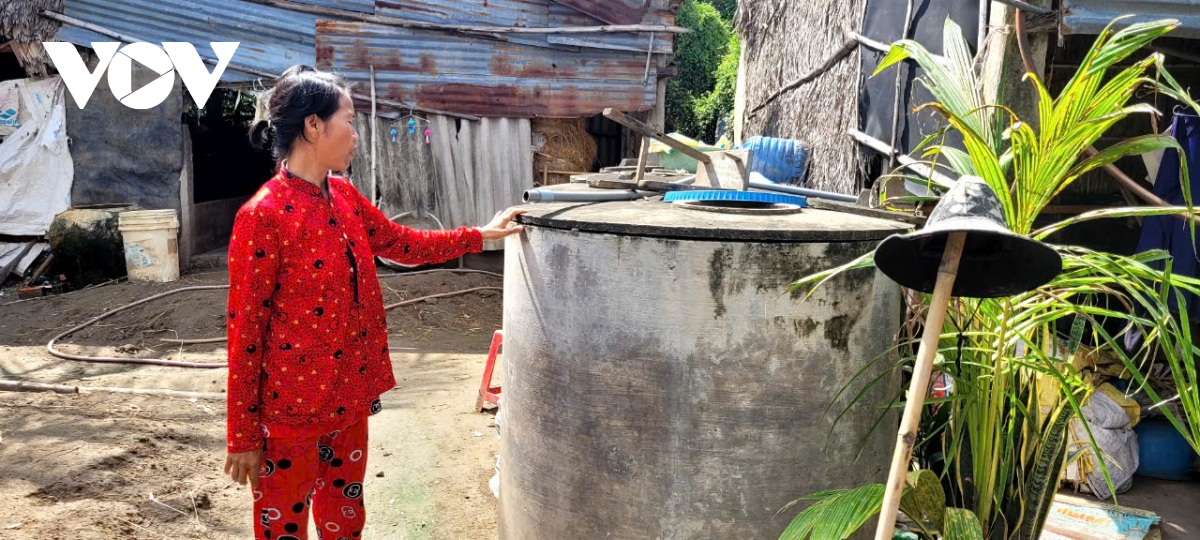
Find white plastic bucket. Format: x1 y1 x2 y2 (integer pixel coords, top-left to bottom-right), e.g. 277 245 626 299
118 209 180 283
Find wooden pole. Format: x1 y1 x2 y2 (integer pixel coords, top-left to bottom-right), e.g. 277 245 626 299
888 0 916 169
874 231 967 540
634 136 652 183
25 254 54 285
603 108 712 164
369 65 378 206
642 31 656 86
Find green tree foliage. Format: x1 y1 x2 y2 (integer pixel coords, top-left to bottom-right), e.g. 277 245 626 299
694 33 739 143
709 0 737 20
666 0 736 142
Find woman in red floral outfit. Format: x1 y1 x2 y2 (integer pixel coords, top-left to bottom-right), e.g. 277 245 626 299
223 65 524 540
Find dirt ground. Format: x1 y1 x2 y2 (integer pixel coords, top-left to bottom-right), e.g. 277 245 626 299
0 268 503 540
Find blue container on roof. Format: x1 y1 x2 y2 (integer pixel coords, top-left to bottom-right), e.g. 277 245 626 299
743 136 811 186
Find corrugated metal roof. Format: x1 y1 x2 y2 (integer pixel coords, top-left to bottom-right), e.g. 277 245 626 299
375 0 548 27
1063 0 1200 39
316 20 657 117
376 0 674 53
57 0 324 82
549 0 648 25
291 0 375 13
546 3 672 54
375 0 560 50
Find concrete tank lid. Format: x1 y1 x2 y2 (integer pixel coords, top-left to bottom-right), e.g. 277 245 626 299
516 199 914 242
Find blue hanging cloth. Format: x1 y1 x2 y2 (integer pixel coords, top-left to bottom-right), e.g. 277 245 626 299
1126 112 1200 352
1133 112 1200 313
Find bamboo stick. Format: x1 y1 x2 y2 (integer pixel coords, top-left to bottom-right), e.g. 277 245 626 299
751 35 858 116
875 231 966 540
751 29 898 118
888 0 916 169
847 30 890 53
369 65 378 206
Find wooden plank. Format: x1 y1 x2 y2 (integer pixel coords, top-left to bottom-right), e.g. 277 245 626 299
1043 494 1160 540
695 149 751 191
603 108 711 164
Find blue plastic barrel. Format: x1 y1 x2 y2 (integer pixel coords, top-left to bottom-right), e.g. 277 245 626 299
1134 418 1195 481
743 136 811 186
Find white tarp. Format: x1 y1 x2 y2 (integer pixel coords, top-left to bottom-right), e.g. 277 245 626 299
0 77 73 236
0 241 47 276
0 82 21 137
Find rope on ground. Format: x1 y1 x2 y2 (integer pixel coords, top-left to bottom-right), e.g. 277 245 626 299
46 285 231 368
378 268 503 279
163 286 504 344
46 271 503 368
384 287 503 310
159 337 227 345
0 379 226 400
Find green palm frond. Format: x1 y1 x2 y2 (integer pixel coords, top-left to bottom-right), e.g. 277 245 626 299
778 484 887 540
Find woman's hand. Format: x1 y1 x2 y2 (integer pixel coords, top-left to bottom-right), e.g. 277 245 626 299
225 448 263 489
480 208 528 241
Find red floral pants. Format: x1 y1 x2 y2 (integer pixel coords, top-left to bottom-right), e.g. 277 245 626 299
253 415 369 540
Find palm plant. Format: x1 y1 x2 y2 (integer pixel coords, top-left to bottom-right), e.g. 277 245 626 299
781 17 1200 540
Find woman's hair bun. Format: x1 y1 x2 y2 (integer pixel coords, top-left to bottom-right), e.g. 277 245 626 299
249 64 350 161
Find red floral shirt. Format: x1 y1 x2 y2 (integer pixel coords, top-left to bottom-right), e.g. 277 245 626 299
226 167 483 453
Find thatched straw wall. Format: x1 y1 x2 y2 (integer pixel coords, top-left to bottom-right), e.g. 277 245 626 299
0 0 63 77
736 0 866 194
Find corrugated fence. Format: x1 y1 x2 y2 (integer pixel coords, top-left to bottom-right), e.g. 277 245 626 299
351 112 532 250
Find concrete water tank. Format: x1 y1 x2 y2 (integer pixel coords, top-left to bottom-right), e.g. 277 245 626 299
501 198 911 539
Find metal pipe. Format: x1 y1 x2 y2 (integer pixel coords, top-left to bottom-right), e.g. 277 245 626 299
523 188 655 203
748 179 858 203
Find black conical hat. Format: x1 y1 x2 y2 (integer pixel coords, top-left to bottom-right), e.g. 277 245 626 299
874 176 1062 298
